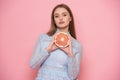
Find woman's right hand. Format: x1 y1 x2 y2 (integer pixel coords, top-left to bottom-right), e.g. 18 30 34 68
46 37 58 53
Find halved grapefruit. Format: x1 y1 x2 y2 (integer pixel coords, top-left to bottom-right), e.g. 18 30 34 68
54 32 70 48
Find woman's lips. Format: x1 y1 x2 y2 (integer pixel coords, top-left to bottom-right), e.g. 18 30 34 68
59 21 65 24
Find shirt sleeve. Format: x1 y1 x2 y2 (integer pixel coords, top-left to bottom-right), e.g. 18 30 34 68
29 34 50 69
68 43 82 80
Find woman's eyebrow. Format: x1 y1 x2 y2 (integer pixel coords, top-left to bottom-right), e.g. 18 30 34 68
62 12 68 14
54 13 59 15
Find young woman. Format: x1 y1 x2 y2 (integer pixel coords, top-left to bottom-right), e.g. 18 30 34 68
30 4 82 80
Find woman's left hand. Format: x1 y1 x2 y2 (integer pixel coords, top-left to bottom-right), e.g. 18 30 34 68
59 35 73 57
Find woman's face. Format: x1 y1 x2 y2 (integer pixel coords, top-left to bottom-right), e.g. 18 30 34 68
53 7 71 29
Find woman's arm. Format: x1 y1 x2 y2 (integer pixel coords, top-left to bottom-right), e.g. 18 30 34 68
68 43 82 80
29 34 50 69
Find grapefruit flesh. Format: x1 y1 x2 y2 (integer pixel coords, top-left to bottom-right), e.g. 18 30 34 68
54 32 70 47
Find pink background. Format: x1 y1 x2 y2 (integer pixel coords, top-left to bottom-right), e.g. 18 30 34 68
0 0 120 80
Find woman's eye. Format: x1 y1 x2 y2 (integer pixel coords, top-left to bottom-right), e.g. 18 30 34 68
63 14 67 16
54 15 59 18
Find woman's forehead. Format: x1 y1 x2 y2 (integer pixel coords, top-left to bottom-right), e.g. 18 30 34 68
54 7 69 15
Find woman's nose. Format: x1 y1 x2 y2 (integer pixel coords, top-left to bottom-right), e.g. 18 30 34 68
59 19 63 21
59 16 63 21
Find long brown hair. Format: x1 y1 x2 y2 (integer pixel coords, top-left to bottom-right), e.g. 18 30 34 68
47 4 76 39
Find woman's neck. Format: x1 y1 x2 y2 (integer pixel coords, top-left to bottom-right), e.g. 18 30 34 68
57 27 69 33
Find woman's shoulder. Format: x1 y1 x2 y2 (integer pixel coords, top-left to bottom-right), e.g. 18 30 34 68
38 33 52 40
39 33 48 37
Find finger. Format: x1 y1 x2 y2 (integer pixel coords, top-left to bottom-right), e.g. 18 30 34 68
69 36 72 43
53 43 58 49
49 38 55 46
